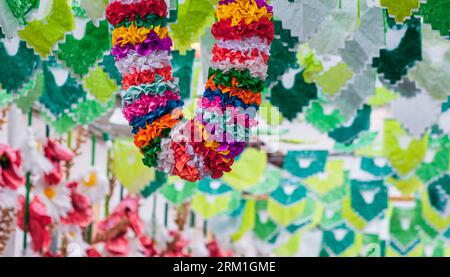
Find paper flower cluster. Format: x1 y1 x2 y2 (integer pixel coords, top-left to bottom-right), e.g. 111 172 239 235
107 0 274 182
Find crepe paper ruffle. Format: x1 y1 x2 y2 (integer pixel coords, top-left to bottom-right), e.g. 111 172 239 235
216 0 272 26
107 0 274 181
122 67 173 90
106 0 168 27
123 91 180 122
115 50 172 74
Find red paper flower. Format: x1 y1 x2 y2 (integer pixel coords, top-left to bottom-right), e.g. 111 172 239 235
61 182 93 228
43 139 75 186
106 0 168 27
207 239 233 257
17 196 52 252
0 143 25 190
95 196 149 257
211 17 274 42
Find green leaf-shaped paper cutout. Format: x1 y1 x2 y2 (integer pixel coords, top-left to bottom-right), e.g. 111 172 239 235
360 157 393 177
113 138 156 193
303 160 345 196
15 70 43 112
350 179 388 222
389 206 421 253
5 0 39 23
172 50 195 100
266 20 299 86
426 175 450 218
383 120 428 176
39 62 86 118
198 178 232 195
191 192 232 219
160 177 197 205
380 0 420 23
170 0 214 53
322 223 357 256
82 66 118 103
283 150 328 179
386 175 423 196
419 0 450 37
18 0 75 58
253 200 278 241
270 70 318 120
140 171 167 198
335 131 378 153
305 101 346 133
246 165 282 195
367 85 398 107
316 63 353 96
270 180 308 206
372 16 422 84
297 44 323 84
0 76 36 108
416 137 450 183
222 148 267 191
267 198 307 227
100 54 122 86
328 104 371 145
231 199 256 241
55 20 110 77
0 39 40 92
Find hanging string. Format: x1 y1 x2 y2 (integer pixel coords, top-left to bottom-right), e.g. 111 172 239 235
90 134 96 167
104 133 112 217
164 202 169 228
22 108 33 252
86 135 97 244
189 211 196 228
383 9 388 46
357 0 361 28
202 220 208 237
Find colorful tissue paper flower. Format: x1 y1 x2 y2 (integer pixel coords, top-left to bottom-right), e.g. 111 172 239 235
106 0 168 27
107 0 273 182
0 143 25 190
17 196 52 253
61 182 93 228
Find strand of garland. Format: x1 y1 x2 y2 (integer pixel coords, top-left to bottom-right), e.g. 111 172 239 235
106 0 274 182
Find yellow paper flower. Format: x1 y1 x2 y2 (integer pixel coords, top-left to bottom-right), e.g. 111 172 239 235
215 0 272 26
112 23 150 47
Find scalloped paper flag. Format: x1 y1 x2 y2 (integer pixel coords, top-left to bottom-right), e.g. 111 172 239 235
18 0 75 58
383 120 428 176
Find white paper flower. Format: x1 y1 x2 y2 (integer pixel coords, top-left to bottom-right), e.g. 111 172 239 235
35 179 72 221
21 128 53 177
77 167 108 203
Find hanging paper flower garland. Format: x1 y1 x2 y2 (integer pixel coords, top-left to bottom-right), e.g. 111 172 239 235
107 0 274 182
